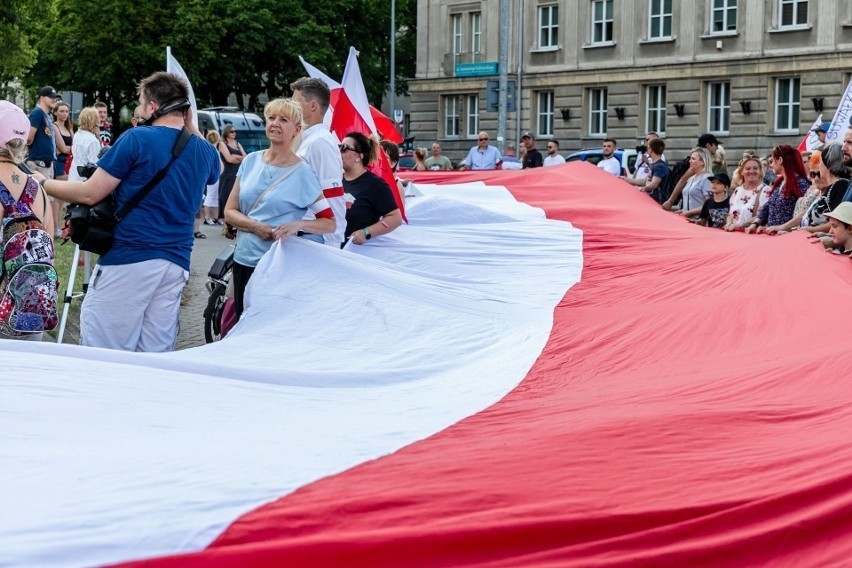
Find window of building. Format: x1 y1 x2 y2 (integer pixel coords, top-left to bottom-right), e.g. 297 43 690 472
646 85 667 135
444 95 460 138
538 5 559 48
648 0 673 39
591 0 614 44
711 0 737 33
470 12 482 55
779 0 807 28
466 95 479 138
537 91 555 137
451 15 463 65
775 77 800 132
589 88 608 136
707 82 730 134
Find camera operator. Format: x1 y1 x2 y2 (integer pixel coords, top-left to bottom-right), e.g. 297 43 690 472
620 138 668 203
631 131 666 182
34 72 220 352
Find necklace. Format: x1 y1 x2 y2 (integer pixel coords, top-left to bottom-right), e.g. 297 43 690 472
262 150 296 182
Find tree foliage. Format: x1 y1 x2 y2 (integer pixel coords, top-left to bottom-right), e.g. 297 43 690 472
0 0 53 85
23 0 416 121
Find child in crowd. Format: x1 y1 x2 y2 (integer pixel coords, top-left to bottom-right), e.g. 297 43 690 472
695 173 731 228
822 202 852 255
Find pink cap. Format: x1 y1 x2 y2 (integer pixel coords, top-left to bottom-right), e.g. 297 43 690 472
0 101 30 148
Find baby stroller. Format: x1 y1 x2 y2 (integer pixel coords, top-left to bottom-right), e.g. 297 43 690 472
203 245 235 343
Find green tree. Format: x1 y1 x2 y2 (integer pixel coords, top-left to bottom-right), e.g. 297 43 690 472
28 0 417 119
0 0 53 86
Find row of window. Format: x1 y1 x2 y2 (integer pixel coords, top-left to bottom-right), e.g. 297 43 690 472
441 78 804 139
532 0 806 49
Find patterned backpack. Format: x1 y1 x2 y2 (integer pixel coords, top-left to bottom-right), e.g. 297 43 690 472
0 179 59 337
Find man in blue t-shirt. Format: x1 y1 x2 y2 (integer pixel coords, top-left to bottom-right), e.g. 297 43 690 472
37 72 220 352
26 86 60 181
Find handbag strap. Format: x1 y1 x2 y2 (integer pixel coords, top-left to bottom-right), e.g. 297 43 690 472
246 158 304 216
114 127 193 222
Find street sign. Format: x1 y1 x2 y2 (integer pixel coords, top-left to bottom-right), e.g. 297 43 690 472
393 109 404 124
486 80 516 113
455 62 499 77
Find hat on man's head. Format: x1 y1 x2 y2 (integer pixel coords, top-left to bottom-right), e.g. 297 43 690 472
811 122 830 133
521 131 536 139
825 202 852 226
707 172 731 187
698 133 721 147
0 101 31 148
38 86 60 99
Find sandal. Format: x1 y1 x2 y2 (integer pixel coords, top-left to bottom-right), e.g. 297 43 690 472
194 231 207 239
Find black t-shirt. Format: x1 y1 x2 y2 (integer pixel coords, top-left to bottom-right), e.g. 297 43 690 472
344 171 398 239
522 149 543 169
699 196 730 228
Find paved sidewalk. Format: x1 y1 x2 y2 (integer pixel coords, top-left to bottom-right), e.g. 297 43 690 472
175 221 233 350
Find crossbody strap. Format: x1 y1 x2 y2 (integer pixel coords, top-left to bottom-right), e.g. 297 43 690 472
115 127 193 221
246 160 305 216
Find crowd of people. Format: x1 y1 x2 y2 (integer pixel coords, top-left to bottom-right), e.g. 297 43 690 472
4 71 851 351
0 74 403 351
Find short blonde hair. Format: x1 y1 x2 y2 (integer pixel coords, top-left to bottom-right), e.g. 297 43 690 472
78 107 100 137
264 98 303 128
205 130 220 145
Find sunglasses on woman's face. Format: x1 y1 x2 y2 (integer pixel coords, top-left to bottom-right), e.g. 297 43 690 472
338 143 356 153
809 170 821 179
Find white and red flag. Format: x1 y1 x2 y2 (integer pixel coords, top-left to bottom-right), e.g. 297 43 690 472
300 48 407 221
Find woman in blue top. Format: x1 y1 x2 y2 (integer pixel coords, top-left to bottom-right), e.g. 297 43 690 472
224 98 336 320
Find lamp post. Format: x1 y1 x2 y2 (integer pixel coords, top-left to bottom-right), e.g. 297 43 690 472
390 0 396 136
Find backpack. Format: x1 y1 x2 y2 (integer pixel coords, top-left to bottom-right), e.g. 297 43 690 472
0 186 59 337
659 157 691 205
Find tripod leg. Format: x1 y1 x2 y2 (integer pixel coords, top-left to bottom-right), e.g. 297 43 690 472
56 245 81 344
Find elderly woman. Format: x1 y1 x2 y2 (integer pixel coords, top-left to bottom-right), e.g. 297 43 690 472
340 131 403 246
224 98 335 320
746 144 809 234
68 108 101 182
800 144 852 235
665 147 713 218
724 156 768 231
0 101 56 340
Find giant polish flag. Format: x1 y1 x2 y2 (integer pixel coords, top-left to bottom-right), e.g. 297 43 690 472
5 165 852 566
797 113 823 153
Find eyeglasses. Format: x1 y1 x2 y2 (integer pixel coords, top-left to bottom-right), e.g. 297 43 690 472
809 170 821 179
478 137 488 141
338 143 356 153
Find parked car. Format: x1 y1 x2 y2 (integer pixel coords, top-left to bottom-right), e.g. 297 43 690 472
197 107 269 153
565 148 637 176
397 152 415 171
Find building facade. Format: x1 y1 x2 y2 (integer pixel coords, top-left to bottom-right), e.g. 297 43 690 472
409 0 852 164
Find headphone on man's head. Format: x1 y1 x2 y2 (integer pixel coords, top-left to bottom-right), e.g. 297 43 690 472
137 99 191 126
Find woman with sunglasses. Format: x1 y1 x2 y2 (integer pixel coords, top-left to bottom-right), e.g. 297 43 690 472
746 145 809 234
801 143 852 235
339 132 402 246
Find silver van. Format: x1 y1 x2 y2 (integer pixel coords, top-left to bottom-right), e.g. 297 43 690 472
197 107 269 153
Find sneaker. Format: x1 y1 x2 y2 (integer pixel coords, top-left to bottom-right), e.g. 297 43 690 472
204 218 214 225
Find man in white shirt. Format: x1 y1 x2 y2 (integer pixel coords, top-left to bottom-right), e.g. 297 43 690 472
291 77 346 246
461 131 502 170
597 138 621 176
543 139 566 167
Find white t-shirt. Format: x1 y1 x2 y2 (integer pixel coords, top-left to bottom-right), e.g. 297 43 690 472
597 156 621 175
68 130 101 182
543 154 566 167
295 123 346 247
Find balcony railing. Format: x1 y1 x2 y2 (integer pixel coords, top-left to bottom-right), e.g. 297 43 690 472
443 51 484 76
